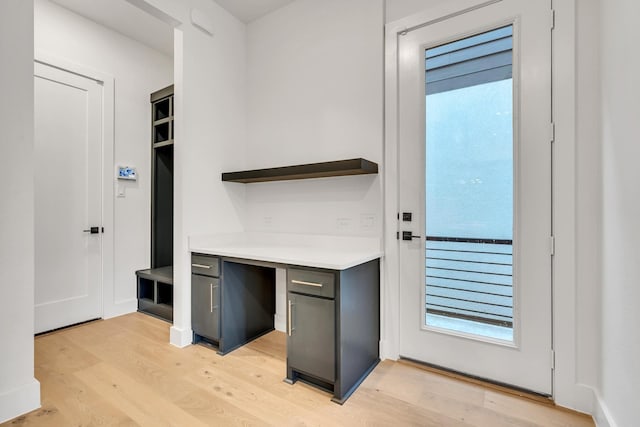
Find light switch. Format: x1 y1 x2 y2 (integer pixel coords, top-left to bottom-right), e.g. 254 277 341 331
117 182 126 198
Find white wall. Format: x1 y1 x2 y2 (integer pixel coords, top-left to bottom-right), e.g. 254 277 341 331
598 0 640 425
386 0 449 23
574 0 602 396
0 0 41 423
34 0 174 318
245 0 384 237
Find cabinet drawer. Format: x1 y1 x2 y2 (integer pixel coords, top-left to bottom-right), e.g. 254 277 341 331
288 267 335 298
191 254 220 277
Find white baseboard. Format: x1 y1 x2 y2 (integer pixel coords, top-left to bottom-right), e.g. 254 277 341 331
0 378 40 424
170 325 192 348
594 392 618 427
274 313 286 333
103 298 137 320
379 339 398 361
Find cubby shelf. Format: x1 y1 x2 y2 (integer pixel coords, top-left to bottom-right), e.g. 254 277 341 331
221 158 378 184
136 266 173 322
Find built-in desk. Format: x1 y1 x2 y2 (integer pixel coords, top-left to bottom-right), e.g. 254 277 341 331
189 232 381 404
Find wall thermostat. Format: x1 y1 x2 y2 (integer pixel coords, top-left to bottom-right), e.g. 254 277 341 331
117 165 137 181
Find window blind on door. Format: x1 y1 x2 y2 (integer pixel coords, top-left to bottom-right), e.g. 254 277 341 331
426 26 513 95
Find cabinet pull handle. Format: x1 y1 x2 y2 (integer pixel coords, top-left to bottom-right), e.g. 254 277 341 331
192 263 211 269
210 283 213 313
291 279 323 288
288 300 293 336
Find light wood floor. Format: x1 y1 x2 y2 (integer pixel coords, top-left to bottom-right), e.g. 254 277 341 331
4 313 594 426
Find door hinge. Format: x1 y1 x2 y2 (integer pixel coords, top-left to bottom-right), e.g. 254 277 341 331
550 122 555 143
550 9 555 30
551 349 556 370
550 236 555 256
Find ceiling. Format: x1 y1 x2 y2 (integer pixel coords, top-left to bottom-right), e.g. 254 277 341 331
48 0 297 57
214 0 296 23
50 0 174 56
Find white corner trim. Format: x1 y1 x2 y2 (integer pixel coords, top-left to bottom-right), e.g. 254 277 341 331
0 378 41 424
125 0 182 27
593 392 618 427
190 8 215 37
170 325 193 348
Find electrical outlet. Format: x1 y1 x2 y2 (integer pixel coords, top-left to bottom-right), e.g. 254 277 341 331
336 217 353 231
360 214 376 229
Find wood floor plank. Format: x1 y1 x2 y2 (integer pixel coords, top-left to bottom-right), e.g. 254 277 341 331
483 391 595 427
34 333 101 375
2 313 595 427
74 362 209 427
357 362 536 427
3 405 70 427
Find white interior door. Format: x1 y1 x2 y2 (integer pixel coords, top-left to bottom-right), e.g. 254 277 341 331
34 62 103 334
397 0 552 394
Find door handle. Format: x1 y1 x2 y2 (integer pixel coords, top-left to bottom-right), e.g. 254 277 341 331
192 263 211 269
83 227 101 234
402 231 421 241
291 279 323 288
287 300 294 336
209 283 219 312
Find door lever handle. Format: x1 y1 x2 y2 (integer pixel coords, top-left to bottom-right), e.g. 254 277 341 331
402 231 421 241
83 227 101 234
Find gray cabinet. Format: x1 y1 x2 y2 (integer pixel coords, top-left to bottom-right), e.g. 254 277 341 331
191 255 221 343
286 259 380 404
191 274 220 340
287 293 335 382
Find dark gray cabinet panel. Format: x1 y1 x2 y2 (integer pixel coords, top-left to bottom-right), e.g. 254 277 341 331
191 254 220 277
220 261 275 354
288 268 335 298
288 293 335 382
191 274 220 340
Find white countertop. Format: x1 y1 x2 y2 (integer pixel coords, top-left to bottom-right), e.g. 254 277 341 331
189 232 382 270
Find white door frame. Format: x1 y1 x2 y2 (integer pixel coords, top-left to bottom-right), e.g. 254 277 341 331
383 0 594 413
34 51 116 320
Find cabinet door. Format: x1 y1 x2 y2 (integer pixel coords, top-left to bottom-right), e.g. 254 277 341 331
288 293 335 382
191 274 220 340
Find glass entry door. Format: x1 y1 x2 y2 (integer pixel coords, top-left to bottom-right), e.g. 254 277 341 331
397 0 553 395
425 25 515 341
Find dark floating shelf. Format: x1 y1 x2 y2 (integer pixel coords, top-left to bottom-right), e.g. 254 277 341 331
222 158 378 183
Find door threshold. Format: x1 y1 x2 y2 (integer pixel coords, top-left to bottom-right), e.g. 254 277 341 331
35 318 102 337
398 357 553 406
